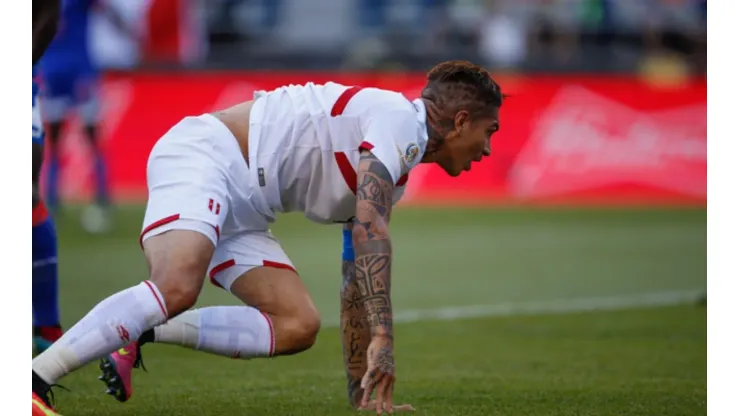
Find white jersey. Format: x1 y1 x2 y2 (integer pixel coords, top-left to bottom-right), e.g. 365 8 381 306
248 82 429 224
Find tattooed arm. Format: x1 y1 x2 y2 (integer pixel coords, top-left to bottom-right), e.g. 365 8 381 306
352 150 397 411
340 223 371 407
353 150 394 339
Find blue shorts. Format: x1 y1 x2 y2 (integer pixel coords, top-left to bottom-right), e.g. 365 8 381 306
39 68 100 124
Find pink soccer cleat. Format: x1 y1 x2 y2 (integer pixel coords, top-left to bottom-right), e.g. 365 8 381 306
98 341 145 402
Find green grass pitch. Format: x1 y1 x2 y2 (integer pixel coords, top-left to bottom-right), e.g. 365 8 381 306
43 206 706 415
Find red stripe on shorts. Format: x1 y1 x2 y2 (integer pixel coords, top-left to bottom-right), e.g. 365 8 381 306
262 260 297 274
139 214 181 248
208 259 236 290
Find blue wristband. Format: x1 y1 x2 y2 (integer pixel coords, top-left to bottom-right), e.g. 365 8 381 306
342 227 355 261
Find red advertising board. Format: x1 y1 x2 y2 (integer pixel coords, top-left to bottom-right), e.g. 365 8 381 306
46 72 706 206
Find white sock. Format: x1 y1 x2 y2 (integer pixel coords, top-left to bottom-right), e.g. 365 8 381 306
152 306 274 358
32 281 168 384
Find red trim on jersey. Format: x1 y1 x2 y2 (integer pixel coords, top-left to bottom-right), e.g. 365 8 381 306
334 152 357 194
261 312 276 356
335 151 410 193
331 86 363 116
396 174 409 187
139 214 181 248
32 202 49 226
262 260 298 274
331 86 407 194
208 259 236 289
143 280 168 319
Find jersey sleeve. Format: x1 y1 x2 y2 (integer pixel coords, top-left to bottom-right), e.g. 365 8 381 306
360 110 424 185
392 184 407 207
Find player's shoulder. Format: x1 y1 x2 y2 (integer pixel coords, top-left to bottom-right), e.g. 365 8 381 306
353 85 413 114
254 81 348 101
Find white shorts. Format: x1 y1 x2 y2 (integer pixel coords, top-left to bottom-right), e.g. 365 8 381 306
140 114 296 291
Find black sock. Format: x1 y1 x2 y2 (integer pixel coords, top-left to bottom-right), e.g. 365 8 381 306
139 328 155 346
32 371 50 397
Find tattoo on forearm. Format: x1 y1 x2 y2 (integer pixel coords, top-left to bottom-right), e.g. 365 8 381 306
352 153 395 338
341 153 396 406
341 255 371 405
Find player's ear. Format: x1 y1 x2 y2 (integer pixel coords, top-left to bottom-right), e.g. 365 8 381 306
453 110 469 135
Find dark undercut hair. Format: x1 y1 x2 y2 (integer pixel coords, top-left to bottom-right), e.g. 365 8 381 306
421 60 504 121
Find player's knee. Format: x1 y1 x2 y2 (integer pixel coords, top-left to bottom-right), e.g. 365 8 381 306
153 275 201 317
145 231 214 317
276 309 321 355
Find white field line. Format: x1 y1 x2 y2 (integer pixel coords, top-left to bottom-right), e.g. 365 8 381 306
321 289 706 327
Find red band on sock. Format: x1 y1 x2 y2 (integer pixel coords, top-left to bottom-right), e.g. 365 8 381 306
143 281 168 319
261 312 275 356
32 202 49 226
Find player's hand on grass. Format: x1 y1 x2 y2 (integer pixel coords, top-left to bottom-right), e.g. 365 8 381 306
358 401 415 412
361 335 397 414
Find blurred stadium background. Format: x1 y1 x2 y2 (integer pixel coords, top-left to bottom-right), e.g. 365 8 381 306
41 1 706 415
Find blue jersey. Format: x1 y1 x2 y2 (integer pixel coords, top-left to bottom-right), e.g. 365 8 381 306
40 0 96 74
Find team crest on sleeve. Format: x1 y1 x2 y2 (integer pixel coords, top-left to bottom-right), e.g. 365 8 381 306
403 143 420 166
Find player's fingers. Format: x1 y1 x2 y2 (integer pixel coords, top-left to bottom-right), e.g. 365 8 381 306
360 400 377 409
392 404 415 412
361 370 376 408
360 403 414 413
383 377 395 413
361 367 374 390
375 378 388 415
360 381 373 408
360 365 378 389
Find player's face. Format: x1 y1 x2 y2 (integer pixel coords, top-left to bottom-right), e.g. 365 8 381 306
436 108 500 177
